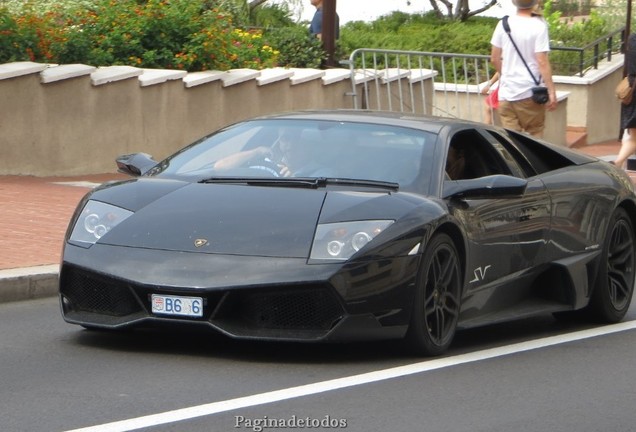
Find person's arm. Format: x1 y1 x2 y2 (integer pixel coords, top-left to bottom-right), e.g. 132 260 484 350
310 9 323 40
536 51 557 111
627 34 636 77
213 146 270 170
481 71 499 94
490 47 502 75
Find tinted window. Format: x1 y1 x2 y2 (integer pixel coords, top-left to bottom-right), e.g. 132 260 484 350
149 119 437 191
445 129 512 180
500 130 576 175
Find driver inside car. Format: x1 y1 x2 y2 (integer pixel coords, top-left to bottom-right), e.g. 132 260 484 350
214 128 331 177
276 129 330 177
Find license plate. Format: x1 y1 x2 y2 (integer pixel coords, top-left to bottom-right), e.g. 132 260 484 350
151 294 203 317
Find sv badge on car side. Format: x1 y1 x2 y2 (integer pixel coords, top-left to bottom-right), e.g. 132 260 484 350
470 265 491 283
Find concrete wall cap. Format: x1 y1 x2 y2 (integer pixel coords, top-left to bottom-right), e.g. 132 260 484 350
221 68 261 87
0 61 48 80
183 70 225 88
91 65 143 86
354 69 381 85
41 64 96 83
288 68 326 85
433 82 570 102
139 68 188 87
382 68 411 84
409 68 437 83
553 55 623 85
322 68 351 85
257 67 294 86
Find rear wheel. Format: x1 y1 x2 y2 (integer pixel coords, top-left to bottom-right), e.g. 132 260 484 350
587 207 635 322
406 233 462 356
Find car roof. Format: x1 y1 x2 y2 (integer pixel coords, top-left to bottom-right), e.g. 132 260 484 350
252 109 477 134
238 110 600 168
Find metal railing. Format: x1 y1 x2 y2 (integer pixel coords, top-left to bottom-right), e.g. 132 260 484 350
549 27 625 77
343 48 495 122
343 28 626 122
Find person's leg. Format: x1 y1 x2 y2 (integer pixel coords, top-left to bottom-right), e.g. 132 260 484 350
497 101 521 131
516 99 546 138
614 128 636 168
483 103 493 125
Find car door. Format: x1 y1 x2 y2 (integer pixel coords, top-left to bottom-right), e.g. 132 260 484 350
441 127 552 321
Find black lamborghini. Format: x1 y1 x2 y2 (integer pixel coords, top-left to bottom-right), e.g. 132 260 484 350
59 110 636 355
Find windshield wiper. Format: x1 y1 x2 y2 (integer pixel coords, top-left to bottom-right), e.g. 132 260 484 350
199 177 399 191
318 177 399 191
199 177 322 188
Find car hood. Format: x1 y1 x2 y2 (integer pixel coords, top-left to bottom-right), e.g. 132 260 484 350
89 179 422 258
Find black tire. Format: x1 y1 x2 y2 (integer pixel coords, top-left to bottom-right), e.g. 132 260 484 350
406 233 462 356
586 207 635 323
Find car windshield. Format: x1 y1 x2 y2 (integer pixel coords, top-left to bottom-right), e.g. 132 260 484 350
149 119 436 190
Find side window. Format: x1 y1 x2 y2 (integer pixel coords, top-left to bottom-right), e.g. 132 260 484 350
481 130 528 178
490 129 576 175
445 129 511 180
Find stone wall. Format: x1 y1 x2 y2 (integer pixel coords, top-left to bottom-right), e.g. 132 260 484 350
0 63 358 176
0 57 624 177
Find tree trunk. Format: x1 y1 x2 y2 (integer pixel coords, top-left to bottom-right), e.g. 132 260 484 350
249 0 268 10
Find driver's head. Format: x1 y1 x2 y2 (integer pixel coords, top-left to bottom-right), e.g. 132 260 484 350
279 129 310 167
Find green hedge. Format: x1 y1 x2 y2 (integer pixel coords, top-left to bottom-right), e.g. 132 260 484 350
0 0 616 74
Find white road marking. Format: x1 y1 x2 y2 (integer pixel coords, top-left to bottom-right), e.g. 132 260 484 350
64 320 636 432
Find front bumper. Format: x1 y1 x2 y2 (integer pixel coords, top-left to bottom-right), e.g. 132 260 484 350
59 244 417 341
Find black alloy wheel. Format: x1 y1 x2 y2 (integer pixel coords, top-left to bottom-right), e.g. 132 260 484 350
588 207 635 322
406 233 462 356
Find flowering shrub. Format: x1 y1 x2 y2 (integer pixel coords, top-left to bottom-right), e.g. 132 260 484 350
0 0 282 71
176 24 280 71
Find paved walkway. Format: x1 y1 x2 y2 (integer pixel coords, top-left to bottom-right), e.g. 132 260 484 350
0 139 629 302
0 173 127 270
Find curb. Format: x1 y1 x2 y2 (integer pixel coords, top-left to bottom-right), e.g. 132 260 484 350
0 265 59 304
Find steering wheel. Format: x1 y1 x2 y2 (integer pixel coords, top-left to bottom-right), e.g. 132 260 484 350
247 156 281 177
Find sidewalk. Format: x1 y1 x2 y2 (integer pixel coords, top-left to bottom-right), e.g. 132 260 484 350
0 139 628 303
0 173 127 302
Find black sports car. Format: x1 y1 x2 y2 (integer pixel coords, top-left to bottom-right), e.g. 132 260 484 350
59 110 636 355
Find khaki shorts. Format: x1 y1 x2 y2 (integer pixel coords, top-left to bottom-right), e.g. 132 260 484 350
498 98 546 136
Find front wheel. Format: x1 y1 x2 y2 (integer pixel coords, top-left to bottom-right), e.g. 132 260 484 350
586 207 635 322
405 233 462 356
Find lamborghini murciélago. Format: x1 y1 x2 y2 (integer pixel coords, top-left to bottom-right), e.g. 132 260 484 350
59 110 636 356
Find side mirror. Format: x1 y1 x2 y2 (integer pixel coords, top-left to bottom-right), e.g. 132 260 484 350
116 153 157 176
443 175 528 199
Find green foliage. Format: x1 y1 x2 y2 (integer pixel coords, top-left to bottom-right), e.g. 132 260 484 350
339 12 499 57
0 0 623 75
249 2 295 28
0 6 22 63
265 25 325 68
542 1 614 75
0 0 290 70
338 7 614 77
593 0 628 33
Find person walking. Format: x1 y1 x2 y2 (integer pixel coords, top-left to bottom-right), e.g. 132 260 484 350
309 0 339 40
481 72 500 125
613 33 636 169
489 0 557 138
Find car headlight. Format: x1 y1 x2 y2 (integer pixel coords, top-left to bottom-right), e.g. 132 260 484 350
69 200 133 245
310 220 394 261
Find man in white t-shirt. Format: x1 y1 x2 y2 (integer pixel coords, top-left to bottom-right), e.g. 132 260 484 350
490 0 557 137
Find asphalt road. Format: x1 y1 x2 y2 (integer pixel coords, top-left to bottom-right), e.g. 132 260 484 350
3 297 636 432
